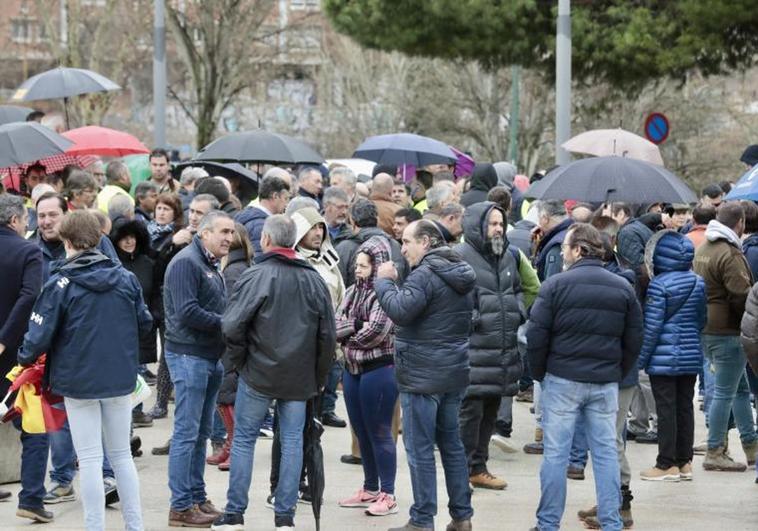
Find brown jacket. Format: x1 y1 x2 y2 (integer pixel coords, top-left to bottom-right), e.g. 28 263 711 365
371 197 401 236
693 233 753 335
740 282 758 373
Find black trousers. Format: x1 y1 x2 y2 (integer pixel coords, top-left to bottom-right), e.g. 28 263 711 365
459 395 501 475
650 374 697 469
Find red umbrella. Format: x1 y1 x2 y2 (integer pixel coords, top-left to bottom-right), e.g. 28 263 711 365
63 125 149 157
1 153 99 193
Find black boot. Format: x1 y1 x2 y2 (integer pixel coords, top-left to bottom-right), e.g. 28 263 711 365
620 485 634 528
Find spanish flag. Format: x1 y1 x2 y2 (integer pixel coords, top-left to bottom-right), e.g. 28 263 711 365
2 356 66 434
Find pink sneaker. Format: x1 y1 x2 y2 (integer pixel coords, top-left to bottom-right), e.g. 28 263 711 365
365 492 399 516
338 489 380 508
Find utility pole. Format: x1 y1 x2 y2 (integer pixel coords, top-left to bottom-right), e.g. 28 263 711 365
508 64 521 166
153 0 166 148
555 0 571 165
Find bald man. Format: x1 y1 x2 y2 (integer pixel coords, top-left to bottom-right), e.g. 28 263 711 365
370 173 402 235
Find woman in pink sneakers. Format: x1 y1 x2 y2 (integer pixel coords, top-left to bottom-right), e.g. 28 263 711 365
336 237 399 517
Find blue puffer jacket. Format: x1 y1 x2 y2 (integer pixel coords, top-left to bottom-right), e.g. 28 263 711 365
375 247 476 394
638 230 707 376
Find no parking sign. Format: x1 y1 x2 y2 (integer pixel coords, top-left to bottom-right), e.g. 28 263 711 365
644 113 670 145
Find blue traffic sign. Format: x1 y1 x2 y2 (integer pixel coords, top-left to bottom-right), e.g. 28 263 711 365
644 112 670 145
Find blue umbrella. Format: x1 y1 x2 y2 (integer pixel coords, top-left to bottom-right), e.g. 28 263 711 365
725 164 758 201
353 133 457 167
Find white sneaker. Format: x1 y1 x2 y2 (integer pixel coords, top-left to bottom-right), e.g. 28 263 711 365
491 434 518 454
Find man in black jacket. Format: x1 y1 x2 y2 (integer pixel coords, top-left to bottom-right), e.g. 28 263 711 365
527 223 643 531
455 202 524 491
163 211 235 528
376 220 476 531
214 214 336 531
0 194 45 517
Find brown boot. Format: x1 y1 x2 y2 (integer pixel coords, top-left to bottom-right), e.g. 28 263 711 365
197 499 222 517
216 404 235 471
577 505 597 520
445 519 473 531
742 440 758 466
168 505 216 527
703 446 747 472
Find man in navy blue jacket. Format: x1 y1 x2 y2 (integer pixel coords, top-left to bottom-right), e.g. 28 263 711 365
163 210 235 528
527 223 642 531
0 194 44 516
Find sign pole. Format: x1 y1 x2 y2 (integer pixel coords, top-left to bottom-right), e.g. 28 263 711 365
153 0 166 149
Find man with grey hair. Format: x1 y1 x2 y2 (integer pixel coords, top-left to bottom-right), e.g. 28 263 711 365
107 194 135 223
215 214 336 531
97 160 133 213
322 186 352 244
370 172 401 235
0 193 45 515
297 167 323 208
188 194 220 233
330 167 357 203
425 183 456 217
336 198 408 287
163 209 235 527
284 196 319 216
534 200 573 282
425 203 464 244
134 181 160 224
179 166 209 210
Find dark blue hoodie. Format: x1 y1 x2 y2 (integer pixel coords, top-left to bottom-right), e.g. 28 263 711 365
236 206 269 255
19 250 153 399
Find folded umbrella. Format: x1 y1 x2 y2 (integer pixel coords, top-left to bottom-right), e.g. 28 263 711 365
525 156 696 204
304 398 325 531
354 133 457 168
196 129 324 165
562 128 664 166
724 164 758 201
63 126 149 157
0 105 34 125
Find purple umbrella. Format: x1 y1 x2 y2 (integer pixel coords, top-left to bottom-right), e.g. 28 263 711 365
450 146 475 178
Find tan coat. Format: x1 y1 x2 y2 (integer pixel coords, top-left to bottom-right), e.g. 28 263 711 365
371 197 401 236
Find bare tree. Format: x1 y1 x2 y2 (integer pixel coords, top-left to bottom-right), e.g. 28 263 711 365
165 0 317 149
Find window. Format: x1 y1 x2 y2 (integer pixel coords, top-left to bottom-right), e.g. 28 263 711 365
290 0 320 10
11 19 33 43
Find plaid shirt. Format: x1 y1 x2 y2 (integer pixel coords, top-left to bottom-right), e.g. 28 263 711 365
335 282 395 375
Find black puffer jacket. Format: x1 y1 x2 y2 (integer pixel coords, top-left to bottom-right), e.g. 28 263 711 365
375 247 476 394
217 247 251 405
455 202 526 398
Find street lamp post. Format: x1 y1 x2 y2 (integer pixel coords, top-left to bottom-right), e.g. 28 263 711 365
153 0 166 148
555 0 571 165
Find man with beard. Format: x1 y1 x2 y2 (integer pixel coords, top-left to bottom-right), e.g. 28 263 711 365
455 202 525 490
97 161 133 213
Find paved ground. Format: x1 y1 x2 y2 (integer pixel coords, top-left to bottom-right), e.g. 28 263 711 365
1 388 757 530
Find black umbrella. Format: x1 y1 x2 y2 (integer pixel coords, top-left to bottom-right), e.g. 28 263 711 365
0 105 33 125
525 156 697 204
12 67 121 128
173 160 260 204
303 398 324 531
0 122 73 168
196 129 325 165
353 132 457 167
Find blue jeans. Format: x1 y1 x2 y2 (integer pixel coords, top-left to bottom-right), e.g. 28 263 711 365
343 366 399 494
15 418 48 510
702 335 758 449
211 409 226 444
225 379 306 519
702 355 715 426
165 351 223 511
65 394 142 531
320 360 342 415
400 390 473 528
537 373 622 531
49 416 114 485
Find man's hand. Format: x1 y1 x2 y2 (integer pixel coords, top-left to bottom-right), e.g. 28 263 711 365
377 262 398 281
172 229 193 246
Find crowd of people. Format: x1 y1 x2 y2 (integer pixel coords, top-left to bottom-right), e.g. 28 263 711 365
1 140 758 531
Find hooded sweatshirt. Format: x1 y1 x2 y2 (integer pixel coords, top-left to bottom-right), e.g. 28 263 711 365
18 250 153 399
291 207 345 310
335 237 395 375
693 219 754 335
461 163 498 207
